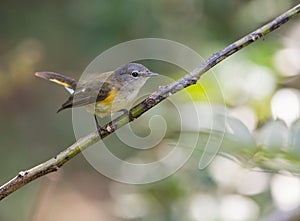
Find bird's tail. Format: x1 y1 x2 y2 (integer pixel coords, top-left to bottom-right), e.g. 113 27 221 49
35 71 77 92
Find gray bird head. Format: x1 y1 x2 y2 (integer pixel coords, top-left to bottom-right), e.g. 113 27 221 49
114 63 158 86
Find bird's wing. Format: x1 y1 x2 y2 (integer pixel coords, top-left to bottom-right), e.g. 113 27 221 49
57 80 116 112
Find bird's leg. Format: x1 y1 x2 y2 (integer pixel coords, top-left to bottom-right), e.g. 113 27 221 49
120 109 134 121
94 114 104 139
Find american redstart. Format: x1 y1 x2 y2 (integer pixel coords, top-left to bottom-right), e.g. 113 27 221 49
35 63 158 137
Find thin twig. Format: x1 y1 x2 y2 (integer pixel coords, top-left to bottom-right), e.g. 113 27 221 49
1 4 299 201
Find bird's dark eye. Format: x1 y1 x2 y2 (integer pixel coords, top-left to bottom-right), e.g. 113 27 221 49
131 71 139 77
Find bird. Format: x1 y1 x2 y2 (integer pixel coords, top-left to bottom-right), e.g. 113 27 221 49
35 63 158 138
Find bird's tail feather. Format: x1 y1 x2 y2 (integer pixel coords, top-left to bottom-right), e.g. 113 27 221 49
35 71 77 90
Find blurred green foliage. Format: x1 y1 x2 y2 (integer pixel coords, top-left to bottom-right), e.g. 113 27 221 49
1 0 300 221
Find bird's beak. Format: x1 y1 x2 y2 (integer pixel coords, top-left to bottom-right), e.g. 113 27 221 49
146 72 159 77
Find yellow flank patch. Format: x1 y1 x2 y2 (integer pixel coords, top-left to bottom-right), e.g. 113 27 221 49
49 79 71 88
100 88 118 105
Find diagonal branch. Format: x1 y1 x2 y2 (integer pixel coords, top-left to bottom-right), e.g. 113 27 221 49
1 4 300 201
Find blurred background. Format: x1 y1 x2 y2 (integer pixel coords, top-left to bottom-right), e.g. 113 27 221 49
1 0 300 220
